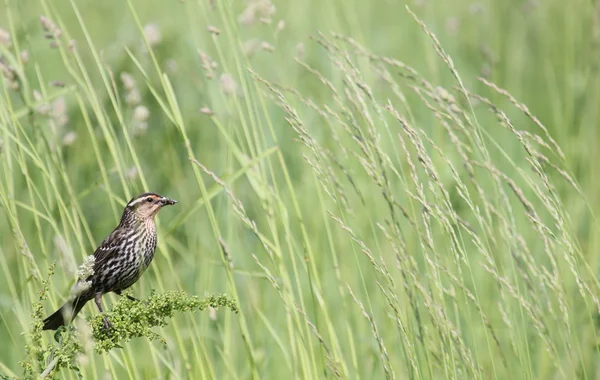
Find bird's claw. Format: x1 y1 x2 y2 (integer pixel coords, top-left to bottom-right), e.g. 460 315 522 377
126 294 150 306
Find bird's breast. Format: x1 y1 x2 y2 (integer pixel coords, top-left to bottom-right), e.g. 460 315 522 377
137 226 157 272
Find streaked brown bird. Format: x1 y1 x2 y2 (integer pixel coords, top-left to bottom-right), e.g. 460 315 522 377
42 192 177 330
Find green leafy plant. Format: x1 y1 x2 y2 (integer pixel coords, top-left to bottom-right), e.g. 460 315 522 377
18 268 237 379
90 291 238 354
19 265 84 379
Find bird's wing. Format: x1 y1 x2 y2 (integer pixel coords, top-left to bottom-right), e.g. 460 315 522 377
92 228 126 269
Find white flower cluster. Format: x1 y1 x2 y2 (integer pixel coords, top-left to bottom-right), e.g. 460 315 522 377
71 255 95 296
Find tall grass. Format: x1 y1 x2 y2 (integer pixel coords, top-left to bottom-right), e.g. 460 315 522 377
1 0 600 378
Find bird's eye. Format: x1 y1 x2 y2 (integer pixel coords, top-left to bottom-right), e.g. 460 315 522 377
146 197 153 203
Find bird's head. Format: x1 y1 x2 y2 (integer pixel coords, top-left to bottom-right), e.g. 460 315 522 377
123 192 177 221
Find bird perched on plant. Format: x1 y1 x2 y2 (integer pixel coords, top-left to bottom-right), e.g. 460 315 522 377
42 192 177 331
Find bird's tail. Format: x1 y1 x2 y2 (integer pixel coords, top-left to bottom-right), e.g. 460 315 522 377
42 297 88 330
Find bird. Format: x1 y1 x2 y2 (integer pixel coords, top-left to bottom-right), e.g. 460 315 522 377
42 192 177 331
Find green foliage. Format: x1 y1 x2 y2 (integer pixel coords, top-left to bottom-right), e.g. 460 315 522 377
19 264 84 380
19 265 53 379
91 291 238 353
17 269 235 378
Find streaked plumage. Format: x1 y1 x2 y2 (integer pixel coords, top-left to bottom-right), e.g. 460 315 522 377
42 192 177 331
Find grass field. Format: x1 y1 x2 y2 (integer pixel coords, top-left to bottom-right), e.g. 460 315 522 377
2 0 600 378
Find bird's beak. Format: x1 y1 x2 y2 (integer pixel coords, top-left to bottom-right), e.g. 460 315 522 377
161 197 177 206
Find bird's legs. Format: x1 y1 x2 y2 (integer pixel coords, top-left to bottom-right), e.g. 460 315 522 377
94 292 112 332
114 289 139 302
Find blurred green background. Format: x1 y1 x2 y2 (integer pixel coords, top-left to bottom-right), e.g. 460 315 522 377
1 0 600 378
